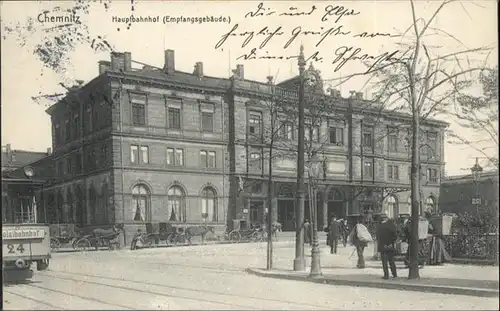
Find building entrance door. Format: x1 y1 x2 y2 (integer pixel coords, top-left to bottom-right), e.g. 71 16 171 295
278 200 295 232
249 200 263 228
328 201 344 221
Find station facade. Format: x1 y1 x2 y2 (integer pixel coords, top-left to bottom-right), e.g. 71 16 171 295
8 49 447 238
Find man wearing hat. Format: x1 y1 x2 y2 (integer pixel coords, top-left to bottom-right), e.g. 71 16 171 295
376 213 398 279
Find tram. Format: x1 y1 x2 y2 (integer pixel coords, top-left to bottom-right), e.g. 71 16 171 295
2 166 51 281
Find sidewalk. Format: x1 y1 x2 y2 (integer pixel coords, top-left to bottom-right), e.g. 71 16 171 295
247 243 500 297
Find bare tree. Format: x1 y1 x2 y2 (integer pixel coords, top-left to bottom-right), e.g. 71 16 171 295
449 66 499 169
342 0 493 279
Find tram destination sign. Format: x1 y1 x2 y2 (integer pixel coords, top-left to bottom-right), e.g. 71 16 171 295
2 228 46 240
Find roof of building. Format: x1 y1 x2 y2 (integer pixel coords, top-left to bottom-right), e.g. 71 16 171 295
442 170 499 185
44 51 449 127
1 147 49 171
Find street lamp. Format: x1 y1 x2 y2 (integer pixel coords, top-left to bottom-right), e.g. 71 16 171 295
470 158 483 207
307 154 323 278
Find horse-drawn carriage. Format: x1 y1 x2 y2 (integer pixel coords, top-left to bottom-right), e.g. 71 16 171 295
49 224 81 252
74 225 122 251
131 223 216 250
223 221 282 243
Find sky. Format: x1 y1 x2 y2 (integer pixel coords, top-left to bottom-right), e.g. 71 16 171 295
1 0 497 176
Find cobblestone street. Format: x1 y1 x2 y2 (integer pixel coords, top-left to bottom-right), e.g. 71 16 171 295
3 242 498 310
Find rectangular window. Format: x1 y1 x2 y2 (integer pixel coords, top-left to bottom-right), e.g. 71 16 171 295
200 150 216 168
58 161 64 177
93 106 100 130
363 127 373 147
388 127 398 152
281 122 293 140
168 107 181 129
66 157 73 174
427 168 438 182
250 152 262 170
65 120 71 142
87 107 93 133
167 148 184 166
363 160 373 179
329 127 344 145
200 150 207 167
427 132 438 158
388 165 400 180
140 146 149 164
201 102 215 132
87 149 96 171
75 153 82 174
167 148 174 165
208 151 216 168
101 145 108 165
305 124 320 142
54 124 61 146
132 103 146 126
248 112 262 137
175 149 184 166
130 145 139 164
201 112 214 132
73 114 80 139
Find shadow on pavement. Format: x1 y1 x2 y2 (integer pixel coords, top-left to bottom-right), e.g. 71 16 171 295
3 279 43 287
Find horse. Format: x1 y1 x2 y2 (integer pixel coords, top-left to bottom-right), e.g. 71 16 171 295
185 225 215 245
92 224 120 239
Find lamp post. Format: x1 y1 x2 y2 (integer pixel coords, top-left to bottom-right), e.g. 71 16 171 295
470 158 483 214
307 154 323 278
294 44 307 271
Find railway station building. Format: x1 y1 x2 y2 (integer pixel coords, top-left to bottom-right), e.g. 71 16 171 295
9 49 448 240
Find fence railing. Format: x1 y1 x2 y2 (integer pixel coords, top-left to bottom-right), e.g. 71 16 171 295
442 233 499 261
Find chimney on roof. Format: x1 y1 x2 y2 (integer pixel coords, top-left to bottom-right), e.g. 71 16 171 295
110 52 125 71
124 52 132 71
5 144 11 155
356 92 363 99
164 49 175 74
194 62 203 78
237 64 244 80
99 61 111 74
266 75 273 85
329 88 341 98
47 147 52 155
349 90 357 98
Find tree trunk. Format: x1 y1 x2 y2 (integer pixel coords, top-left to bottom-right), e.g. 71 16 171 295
409 108 421 279
266 140 274 270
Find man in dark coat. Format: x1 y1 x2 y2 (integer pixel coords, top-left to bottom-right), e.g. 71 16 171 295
376 214 398 279
328 216 340 254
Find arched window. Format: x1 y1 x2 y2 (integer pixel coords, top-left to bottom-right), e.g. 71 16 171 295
277 184 295 198
384 196 398 219
132 184 150 222
201 187 217 222
75 185 85 227
66 189 74 224
328 189 343 201
89 186 97 225
167 186 185 222
425 196 436 213
101 183 109 224
57 190 64 224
